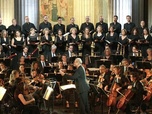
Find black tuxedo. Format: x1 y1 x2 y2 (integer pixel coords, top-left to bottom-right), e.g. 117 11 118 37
64 65 90 114
53 24 65 35
95 22 108 33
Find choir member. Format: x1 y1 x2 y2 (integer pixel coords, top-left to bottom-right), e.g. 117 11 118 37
95 16 108 34
55 29 66 55
39 15 52 35
139 28 152 57
81 27 92 58
124 15 136 35
0 18 6 34
0 30 10 56
138 20 146 37
11 30 25 54
67 27 80 54
106 26 118 53
110 15 121 36
22 16 37 38
53 17 65 36
66 17 79 34
41 28 52 60
117 29 129 58
128 27 140 50
7 19 21 39
93 25 106 55
80 16 94 35
27 28 39 57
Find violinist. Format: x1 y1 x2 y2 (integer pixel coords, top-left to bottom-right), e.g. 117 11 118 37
0 45 5 58
144 48 152 62
124 71 145 114
19 64 27 77
0 62 9 80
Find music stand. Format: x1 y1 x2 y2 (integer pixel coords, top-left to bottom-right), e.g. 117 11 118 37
111 54 123 65
25 57 37 65
43 66 52 73
0 58 11 68
25 67 31 76
95 60 111 68
136 61 152 69
48 73 62 82
129 56 143 63
51 57 58 63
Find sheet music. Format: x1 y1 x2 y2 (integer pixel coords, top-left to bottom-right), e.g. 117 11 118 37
43 86 53 100
60 84 76 91
0 87 6 101
63 32 70 37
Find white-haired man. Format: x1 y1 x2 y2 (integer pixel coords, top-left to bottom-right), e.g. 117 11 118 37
60 58 90 114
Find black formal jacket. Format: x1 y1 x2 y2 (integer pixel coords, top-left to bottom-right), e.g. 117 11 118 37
64 65 90 94
66 24 79 34
53 24 65 35
80 22 94 34
124 22 136 35
95 22 108 33
7 24 21 38
110 22 122 35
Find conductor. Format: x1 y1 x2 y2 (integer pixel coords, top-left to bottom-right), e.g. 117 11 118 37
60 58 90 114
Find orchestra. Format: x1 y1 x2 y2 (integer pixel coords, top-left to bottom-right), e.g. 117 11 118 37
0 15 152 114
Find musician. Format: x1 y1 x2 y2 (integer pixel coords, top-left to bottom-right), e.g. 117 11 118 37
9 70 20 86
53 17 65 36
27 28 39 57
38 54 49 72
14 82 40 114
130 45 139 56
60 58 90 114
95 16 108 34
82 27 92 59
106 26 118 53
0 62 9 79
80 16 94 35
138 20 146 37
39 15 52 35
144 48 152 62
49 44 57 63
19 46 30 58
7 19 21 39
93 25 105 55
19 64 26 77
110 15 121 36
117 29 129 58
102 47 113 60
0 30 10 56
22 16 37 38
41 28 52 60
124 15 136 35
61 54 68 68
15 56 27 70
67 27 80 54
124 71 145 114
65 45 74 58
11 30 25 54
139 28 152 57
31 61 40 74
66 17 79 34
0 45 5 58
55 29 66 55
0 18 6 33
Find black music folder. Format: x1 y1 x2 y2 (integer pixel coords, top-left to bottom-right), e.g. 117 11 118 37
136 61 152 69
51 57 58 63
44 66 52 73
95 60 111 68
48 73 62 82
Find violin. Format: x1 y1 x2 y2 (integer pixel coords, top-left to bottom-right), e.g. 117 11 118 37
143 80 152 102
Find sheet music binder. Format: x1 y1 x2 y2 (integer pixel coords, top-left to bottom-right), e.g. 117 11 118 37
43 86 54 100
0 87 6 101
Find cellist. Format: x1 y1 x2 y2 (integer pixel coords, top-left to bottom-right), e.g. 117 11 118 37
124 71 145 114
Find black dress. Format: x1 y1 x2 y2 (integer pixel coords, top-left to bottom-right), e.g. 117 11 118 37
93 32 106 55
0 37 10 56
12 37 24 54
67 35 80 54
106 32 118 53
28 35 38 57
41 35 52 60
55 36 66 55
81 35 92 57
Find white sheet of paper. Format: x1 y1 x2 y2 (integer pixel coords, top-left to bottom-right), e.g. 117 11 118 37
0 87 6 101
60 84 76 91
43 86 53 100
